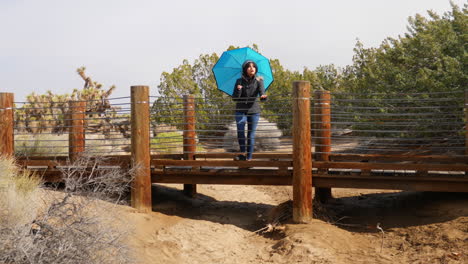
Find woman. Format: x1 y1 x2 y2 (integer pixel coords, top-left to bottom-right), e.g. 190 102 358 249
232 60 268 161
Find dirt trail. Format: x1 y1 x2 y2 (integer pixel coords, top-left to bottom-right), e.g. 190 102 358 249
122 185 467 264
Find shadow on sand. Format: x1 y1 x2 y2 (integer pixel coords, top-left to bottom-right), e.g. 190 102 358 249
324 191 468 232
150 184 468 234
151 184 275 232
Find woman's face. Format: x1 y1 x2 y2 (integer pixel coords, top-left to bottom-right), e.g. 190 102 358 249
246 63 256 77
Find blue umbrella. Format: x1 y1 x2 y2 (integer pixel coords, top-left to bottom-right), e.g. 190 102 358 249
212 47 274 96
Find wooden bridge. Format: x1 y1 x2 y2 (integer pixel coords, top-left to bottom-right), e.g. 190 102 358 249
1 82 467 223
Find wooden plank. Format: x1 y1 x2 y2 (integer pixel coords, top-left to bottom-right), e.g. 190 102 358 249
24 170 63 182
18 157 467 173
313 174 468 192
152 171 468 191
193 153 293 159
151 154 185 159
18 156 131 168
152 159 292 167
153 169 292 177
16 156 69 161
27 166 468 192
18 159 64 167
329 153 467 163
314 161 468 172
152 172 292 185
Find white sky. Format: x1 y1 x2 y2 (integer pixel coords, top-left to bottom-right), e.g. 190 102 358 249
0 0 465 101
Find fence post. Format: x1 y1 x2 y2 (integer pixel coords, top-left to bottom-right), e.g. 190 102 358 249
465 90 468 177
131 85 152 213
292 81 312 223
69 101 86 161
0 93 14 156
465 90 468 157
183 94 197 197
314 90 333 203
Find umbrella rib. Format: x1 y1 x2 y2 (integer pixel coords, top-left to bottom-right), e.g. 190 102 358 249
226 51 247 69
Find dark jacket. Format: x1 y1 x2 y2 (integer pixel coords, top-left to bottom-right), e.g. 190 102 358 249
232 75 266 114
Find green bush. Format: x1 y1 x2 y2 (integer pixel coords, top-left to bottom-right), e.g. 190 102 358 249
151 131 204 154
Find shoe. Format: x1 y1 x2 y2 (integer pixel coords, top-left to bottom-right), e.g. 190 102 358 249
234 154 246 161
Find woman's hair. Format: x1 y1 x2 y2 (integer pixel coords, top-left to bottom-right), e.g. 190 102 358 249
242 60 258 77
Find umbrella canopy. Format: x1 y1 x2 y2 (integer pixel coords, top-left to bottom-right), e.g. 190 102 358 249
212 47 274 96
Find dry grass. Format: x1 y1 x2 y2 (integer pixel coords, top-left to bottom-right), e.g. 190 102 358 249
15 134 69 157
0 155 135 264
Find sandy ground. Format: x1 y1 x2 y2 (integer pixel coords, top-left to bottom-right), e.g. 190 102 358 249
118 184 467 264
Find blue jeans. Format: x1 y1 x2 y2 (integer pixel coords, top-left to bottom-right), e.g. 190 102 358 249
235 112 260 160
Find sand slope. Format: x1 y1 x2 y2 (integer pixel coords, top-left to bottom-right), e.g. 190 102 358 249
121 185 467 264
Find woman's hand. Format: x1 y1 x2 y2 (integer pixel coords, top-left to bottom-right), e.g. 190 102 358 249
237 85 243 90
260 94 267 99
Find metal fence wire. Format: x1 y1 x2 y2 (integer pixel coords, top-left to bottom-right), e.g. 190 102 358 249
316 90 466 156
14 97 132 157
149 95 292 155
11 90 466 158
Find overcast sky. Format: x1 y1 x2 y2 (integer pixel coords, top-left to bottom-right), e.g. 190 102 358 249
0 0 464 101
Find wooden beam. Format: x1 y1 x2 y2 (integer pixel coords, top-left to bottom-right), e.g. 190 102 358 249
329 153 467 163
314 90 333 202
314 161 468 172
183 94 197 197
193 153 293 159
0 93 14 156
151 159 292 168
153 172 292 185
313 174 468 192
131 86 152 213
68 100 86 161
292 81 312 223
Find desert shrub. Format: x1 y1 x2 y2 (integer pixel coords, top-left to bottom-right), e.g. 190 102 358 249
15 134 69 157
15 67 119 136
0 156 41 229
0 155 134 264
58 154 134 203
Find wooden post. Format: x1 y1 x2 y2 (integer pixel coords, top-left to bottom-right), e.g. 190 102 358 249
131 86 152 213
314 90 333 203
0 93 14 156
465 90 468 177
292 81 312 223
465 90 468 157
183 94 197 197
69 101 86 161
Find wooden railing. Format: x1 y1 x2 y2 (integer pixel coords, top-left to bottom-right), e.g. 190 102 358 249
2 83 468 223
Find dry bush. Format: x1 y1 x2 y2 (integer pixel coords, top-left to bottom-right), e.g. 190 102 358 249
0 155 135 264
58 154 135 203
